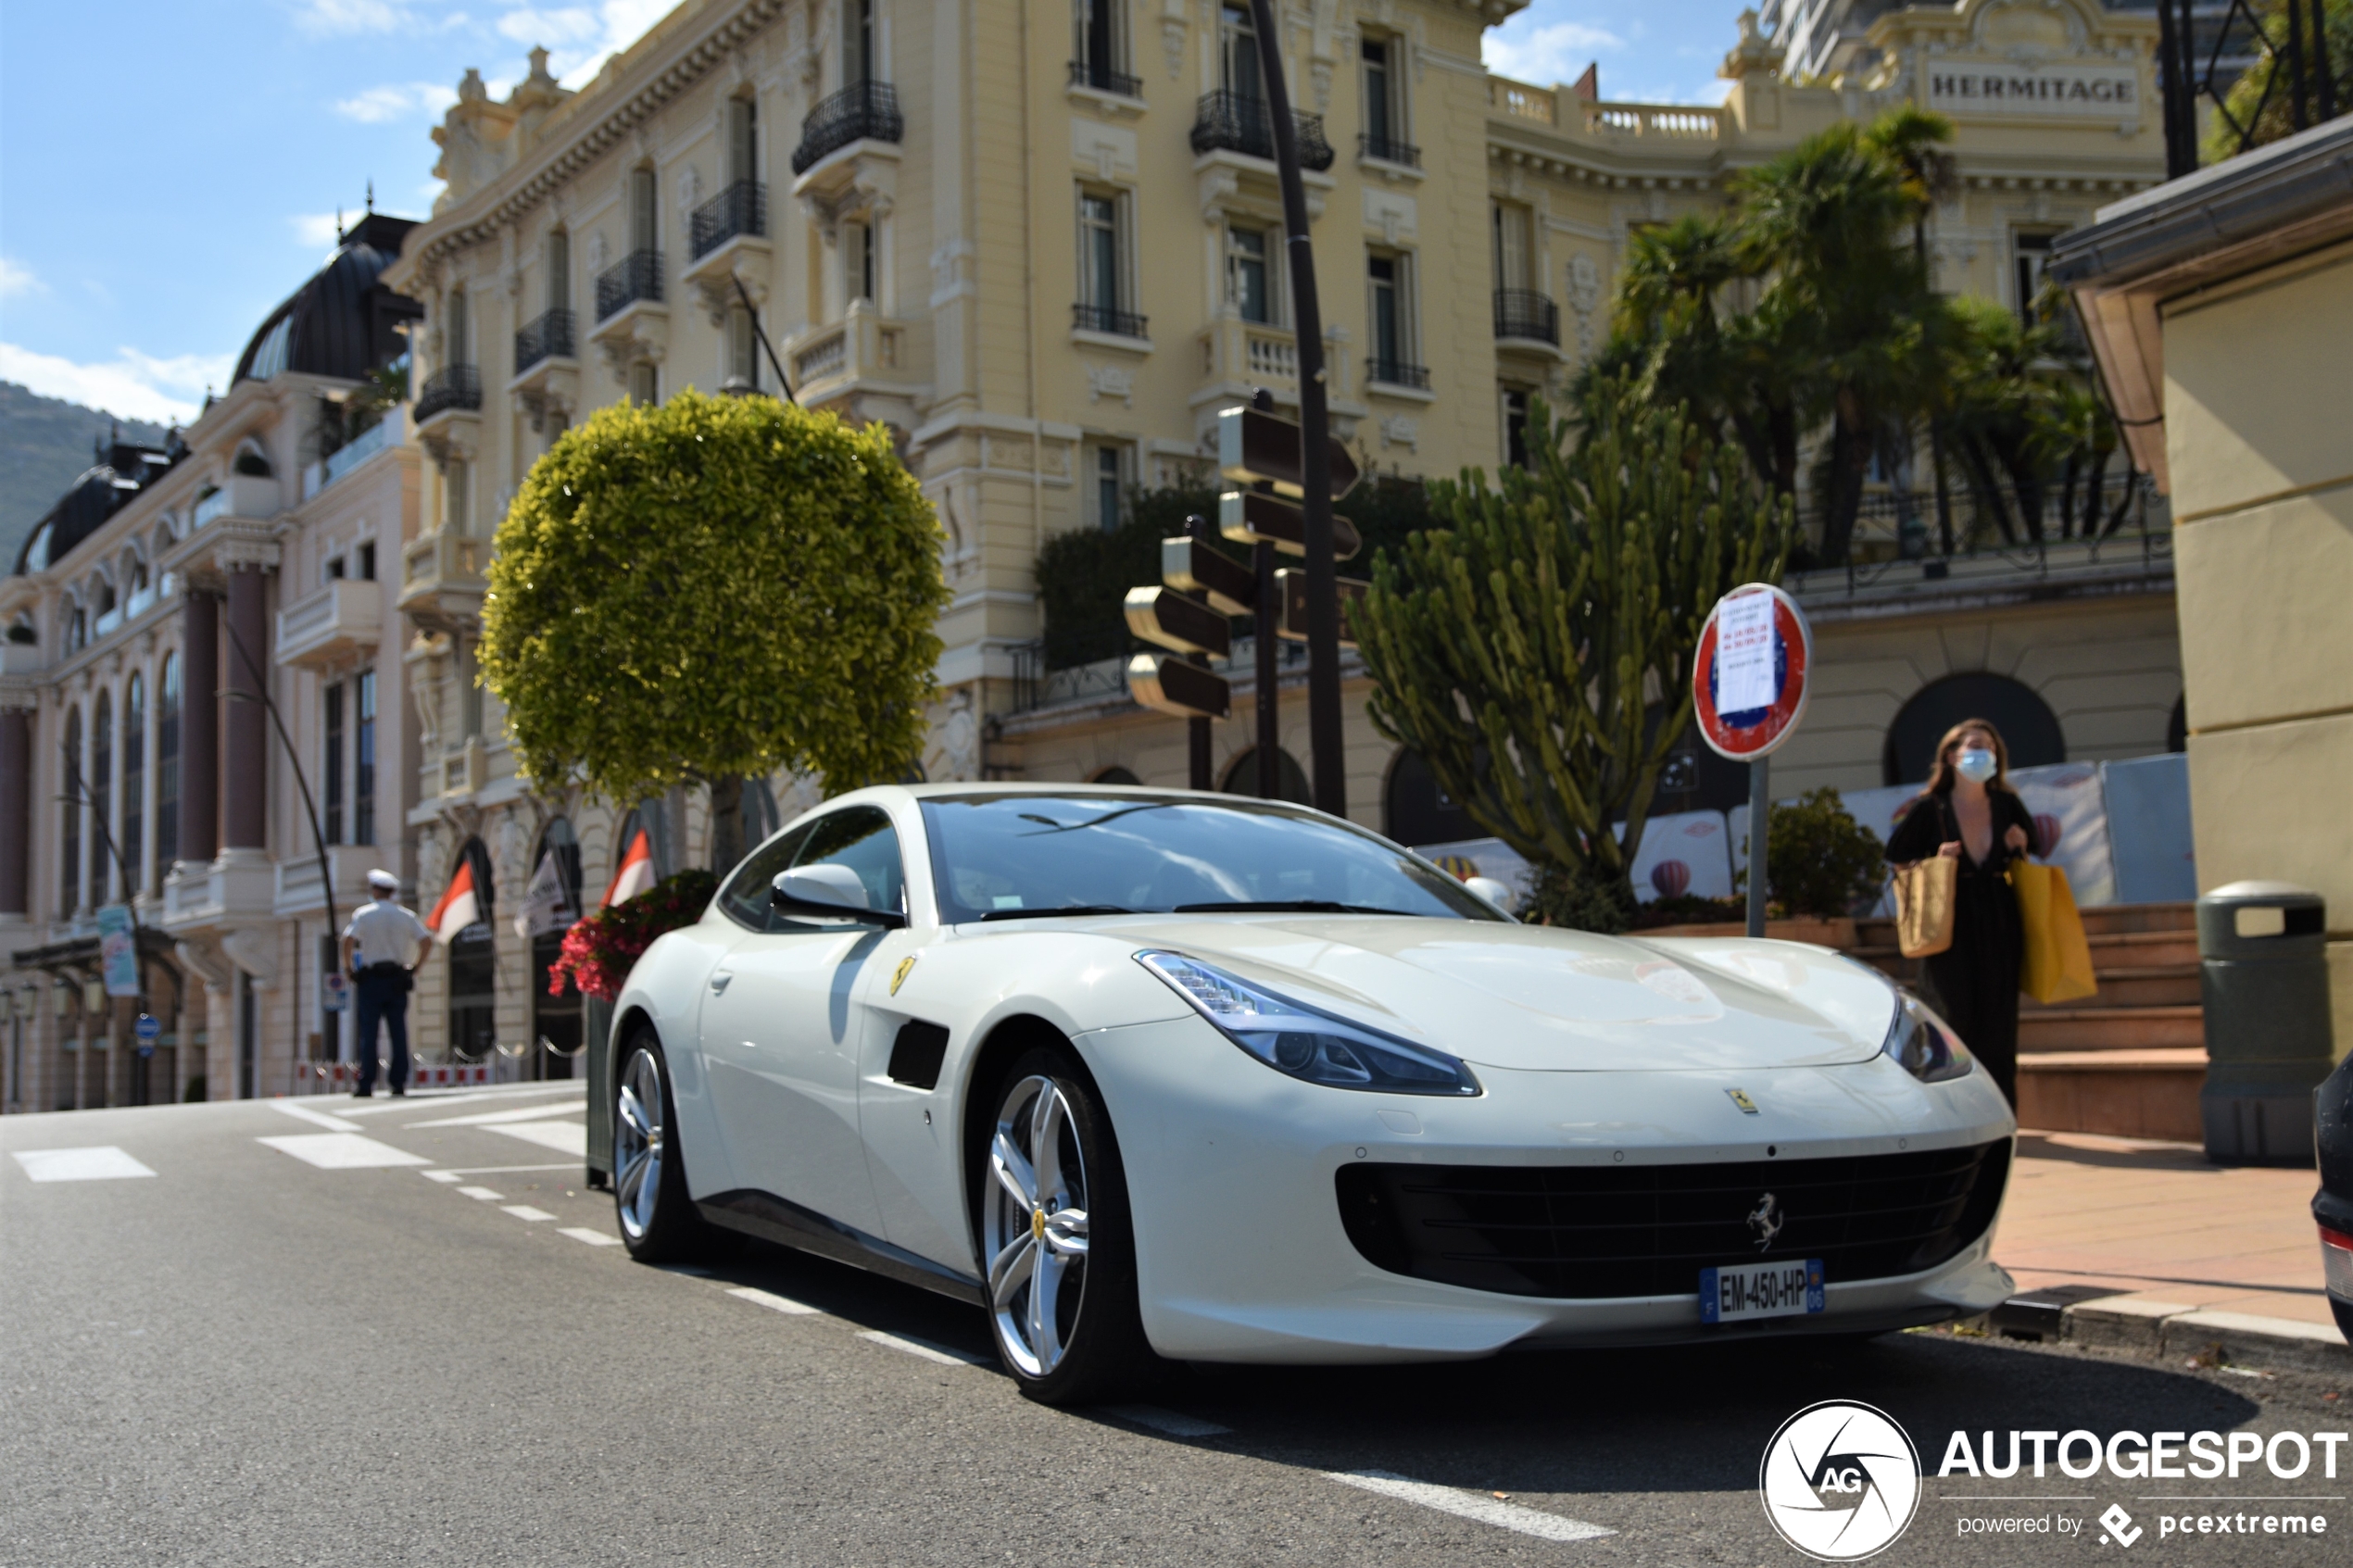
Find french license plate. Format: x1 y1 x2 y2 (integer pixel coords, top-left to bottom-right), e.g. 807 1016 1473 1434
1700 1258 1825 1324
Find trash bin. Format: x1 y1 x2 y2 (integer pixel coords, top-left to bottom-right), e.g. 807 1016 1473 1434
2198 881 2335 1165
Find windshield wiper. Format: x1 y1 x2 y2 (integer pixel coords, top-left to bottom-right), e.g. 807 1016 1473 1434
1171 900 1415 916
979 904 1139 922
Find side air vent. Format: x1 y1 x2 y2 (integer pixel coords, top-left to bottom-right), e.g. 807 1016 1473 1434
887 1022 950 1090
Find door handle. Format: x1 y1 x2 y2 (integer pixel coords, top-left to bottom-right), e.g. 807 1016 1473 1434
709 972 733 994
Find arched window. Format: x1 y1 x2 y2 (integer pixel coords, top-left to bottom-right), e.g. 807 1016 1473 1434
157 655 181 871
530 818 585 1079
1088 765 1142 785
122 673 145 896
1218 746 1311 805
1381 747 1476 848
232 441 272 477
59 707 82 916
1882 673 2066 786
90 690 112 902
447 836 498 1061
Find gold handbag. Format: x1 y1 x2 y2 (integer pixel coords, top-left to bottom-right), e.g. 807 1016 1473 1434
1894 855 1958 959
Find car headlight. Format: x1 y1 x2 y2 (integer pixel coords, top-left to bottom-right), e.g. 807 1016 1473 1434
1136 950 1480 1097
1883 987 1974 1084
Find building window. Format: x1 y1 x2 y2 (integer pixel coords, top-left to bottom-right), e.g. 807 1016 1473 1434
849 0 877 82
728 306 759 387
1361 35 1411 162
1090 444 1127 531
447 289 470 367
358 541 376 581
627 361 659 407
122 673 145 896
323 681 346 846
1075 190 1139 335
447 839 497 1062
90 689 111 905
546 230 571 313
446 458 472 533
1219 1 1262 100
459 641 484 741
1072 0 1130 93
1366 251 1423 386
1503 388 1530 470
157 655 179 871
2012 230 2059 320
724 95 758 187
1491 201 1532 292
846 220 877 305
629 167 658 255
60 706 82 916
1227 223 1273 323
355 671 376 847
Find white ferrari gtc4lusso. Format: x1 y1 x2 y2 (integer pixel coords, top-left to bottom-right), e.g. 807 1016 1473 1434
603 784 2016 1403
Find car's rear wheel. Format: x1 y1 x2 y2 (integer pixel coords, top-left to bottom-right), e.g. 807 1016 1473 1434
978 1046 1152 1404
614 1031 712 1262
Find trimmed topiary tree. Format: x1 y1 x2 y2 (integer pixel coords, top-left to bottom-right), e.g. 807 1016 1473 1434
481 389 950 870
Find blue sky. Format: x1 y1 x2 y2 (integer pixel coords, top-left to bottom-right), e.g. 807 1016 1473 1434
0 0 1743 426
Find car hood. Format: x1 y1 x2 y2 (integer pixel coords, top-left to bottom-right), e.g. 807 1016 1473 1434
1044 915 1895 1072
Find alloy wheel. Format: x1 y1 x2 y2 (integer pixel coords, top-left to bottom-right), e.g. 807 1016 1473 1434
983 1073 1092 1378
615 1047 664 1243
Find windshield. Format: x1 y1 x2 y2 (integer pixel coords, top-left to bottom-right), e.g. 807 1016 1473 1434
919 795 1504 925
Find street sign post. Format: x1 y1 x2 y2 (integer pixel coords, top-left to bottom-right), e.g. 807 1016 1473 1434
1692 583 1814 938
1216 405 1361 500
133 1010 161 1059
1126 516 1239 760
1276 569 1367 647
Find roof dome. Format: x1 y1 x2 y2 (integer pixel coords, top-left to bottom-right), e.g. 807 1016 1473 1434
14 440 179 576
233 211 423 386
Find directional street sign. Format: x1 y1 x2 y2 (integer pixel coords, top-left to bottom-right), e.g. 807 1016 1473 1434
1159 536 1256 616
1276 569 1368 647
1127 654 1233 720
1216 406 1361 500
1217 491 1362 559
1124 586 1232 659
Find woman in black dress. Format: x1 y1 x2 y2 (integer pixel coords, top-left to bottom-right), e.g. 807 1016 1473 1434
1883 719 2039 1107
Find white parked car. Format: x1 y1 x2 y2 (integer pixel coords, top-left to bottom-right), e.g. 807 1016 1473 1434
604 784 2016 1403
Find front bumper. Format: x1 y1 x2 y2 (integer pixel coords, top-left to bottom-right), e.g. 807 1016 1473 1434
1077 1016 2017 1364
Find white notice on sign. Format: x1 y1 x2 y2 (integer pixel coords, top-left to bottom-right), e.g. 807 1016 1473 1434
1716 592 1777 714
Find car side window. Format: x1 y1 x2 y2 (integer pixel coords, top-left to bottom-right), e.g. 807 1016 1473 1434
716 822 813 930
791 806 906 922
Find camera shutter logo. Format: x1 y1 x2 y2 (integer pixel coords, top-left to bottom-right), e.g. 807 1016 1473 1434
1758 1400 1921 1561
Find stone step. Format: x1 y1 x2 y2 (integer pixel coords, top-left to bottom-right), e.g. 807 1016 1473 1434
2019 1006 2206 1051
2017 1047 2206 1142
2020 965 2202 1010
1856 899 2195 946
1850 933 2204 980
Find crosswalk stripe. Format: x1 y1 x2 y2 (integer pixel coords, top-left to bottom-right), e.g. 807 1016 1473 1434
559 1227 623 1247
258 1134 429 1170
500 1205 557 1222
726 1286 822 1316
1327 1472 1615 1543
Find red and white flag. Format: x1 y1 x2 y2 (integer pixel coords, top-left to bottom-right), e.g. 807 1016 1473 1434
426 857 480 944
600 828 656 910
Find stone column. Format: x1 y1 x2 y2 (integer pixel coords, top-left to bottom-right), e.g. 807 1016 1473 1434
0 707 30 916
180 588 219 866
222 569 268 852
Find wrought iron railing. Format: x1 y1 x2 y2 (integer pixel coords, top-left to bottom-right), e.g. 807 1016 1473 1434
791 81 904 175
413 365 482 421
1072 302 1149 339
595 250 663 320
1491 288 1559 345
513 308 575 373
1358 132 1421 167
1189 91 1337 170
689 182 766 258
1367 358 1430 389
2155 0 2340 178
1068 59 1142 97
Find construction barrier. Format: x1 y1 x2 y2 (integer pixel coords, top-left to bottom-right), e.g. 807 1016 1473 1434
297 1060 494 1091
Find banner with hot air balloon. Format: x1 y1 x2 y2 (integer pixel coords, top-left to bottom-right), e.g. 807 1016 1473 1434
1620 810 1737 904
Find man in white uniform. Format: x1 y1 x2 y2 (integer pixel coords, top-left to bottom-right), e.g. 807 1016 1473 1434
342 870 434 1097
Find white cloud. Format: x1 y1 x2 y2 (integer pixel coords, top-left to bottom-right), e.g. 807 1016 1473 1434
0 343 235 426
291 213 350 249
1482 19 1624 86
496 0 676 83
333 80 460 122
0 257 42 299
293 0 415 36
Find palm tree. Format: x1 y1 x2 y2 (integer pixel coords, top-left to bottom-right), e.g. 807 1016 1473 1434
1867 107 1961 552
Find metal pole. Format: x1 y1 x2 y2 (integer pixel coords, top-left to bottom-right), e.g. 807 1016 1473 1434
1746 757 1770 939
2315 0 2340 122
1245 0 1343 819
1255 539 1279 797
1187 512 1214 790
2286 0 2311 135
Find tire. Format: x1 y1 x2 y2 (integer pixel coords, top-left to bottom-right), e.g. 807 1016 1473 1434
613 1030 715 1263
976 1045 1155 1404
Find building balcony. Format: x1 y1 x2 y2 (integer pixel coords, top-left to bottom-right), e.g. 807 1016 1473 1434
792 81 904 176
191 472 281 529
1072 302 1149 342
398 529 489 633
681 188 774 327
690 182 766 260
1068 59 1142 99
414 364 483 424
594 251 663 322
161 853 276 935
510 310 580 432
1366 358 1432 394
1358 132 1421 169
441 736 488 799
273 846 381 919
302 408 405 501
514 307 576 374
785 302 915 408
1492 288 1562 350
1189 91 1335 171
274 578 382 671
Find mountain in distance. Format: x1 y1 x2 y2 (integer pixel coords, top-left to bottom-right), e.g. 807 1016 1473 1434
0 381 171 571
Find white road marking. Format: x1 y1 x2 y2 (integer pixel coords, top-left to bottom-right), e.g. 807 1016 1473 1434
402 1098 591 1128
258 1134 430 1170
13 1147 157 1183
270 1102 362 1132
726 1286 822 1316
485 1121 586 1155
559 1227 623 1247
432 1162 580 1176
857 1330 988 1367
456 1186 505 1201
340 1085 583 1117
501 1205 558 1222
420 1170 463 1184
1327 1472 1616 1544
1103 1406 1232 1438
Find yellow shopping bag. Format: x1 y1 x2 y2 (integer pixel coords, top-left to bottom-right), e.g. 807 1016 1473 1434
2012 861 2098 1004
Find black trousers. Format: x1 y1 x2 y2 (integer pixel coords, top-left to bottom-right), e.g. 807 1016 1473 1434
1921 864 2023 1108
354 970 410 1092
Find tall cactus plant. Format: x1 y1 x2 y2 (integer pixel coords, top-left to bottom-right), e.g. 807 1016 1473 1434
1355 387 1794 897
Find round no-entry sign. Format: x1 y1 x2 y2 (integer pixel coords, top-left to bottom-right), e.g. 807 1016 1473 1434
1693 583 1812 761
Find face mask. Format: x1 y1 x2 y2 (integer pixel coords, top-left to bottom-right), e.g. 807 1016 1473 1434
1954 748 1997 783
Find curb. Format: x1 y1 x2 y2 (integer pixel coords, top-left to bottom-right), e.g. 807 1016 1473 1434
1991 1285 2351 1375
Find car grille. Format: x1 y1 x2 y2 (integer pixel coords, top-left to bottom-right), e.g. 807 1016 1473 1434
1336 1139 2010 1299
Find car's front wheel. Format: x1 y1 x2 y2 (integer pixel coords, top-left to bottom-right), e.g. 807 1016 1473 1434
978 1046 1153 1403
614 1031 713 1262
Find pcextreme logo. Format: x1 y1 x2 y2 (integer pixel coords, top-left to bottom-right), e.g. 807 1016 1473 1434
1759 1400 1923 1562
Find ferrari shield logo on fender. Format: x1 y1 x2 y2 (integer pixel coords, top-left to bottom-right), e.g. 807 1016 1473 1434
1727 1087 1759 1115
890 955 917 997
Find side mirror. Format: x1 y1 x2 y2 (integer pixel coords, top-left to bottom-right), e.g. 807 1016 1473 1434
1465 875 1518 916
772 866 907 928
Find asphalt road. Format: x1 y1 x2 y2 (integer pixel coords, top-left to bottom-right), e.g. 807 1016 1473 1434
4 1086 2347 1567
